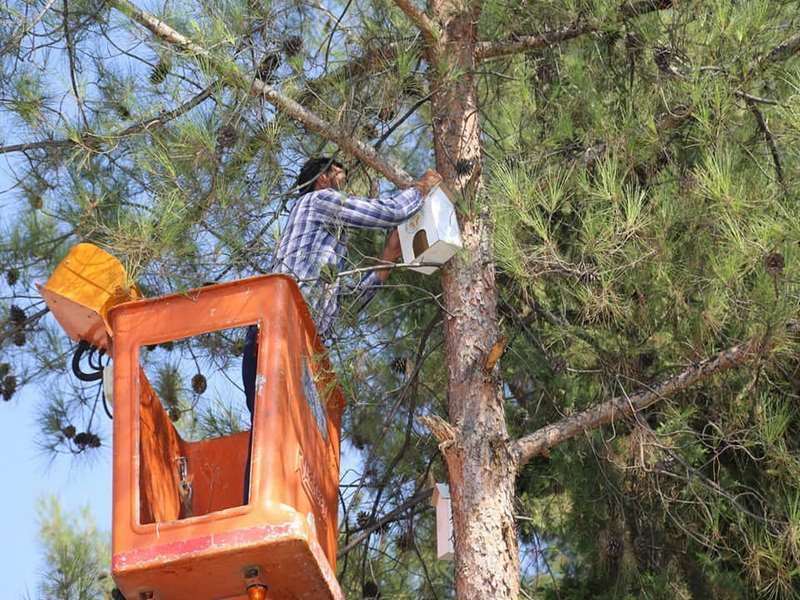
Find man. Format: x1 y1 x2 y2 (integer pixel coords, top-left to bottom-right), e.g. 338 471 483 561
242 157 442 413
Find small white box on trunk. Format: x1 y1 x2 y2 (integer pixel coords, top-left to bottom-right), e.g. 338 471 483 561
398 186 462 274
431 483 454 561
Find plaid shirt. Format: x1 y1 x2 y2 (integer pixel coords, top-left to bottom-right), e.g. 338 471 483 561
272 186 423 336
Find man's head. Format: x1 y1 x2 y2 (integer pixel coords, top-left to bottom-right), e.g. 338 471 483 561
295 157 346 196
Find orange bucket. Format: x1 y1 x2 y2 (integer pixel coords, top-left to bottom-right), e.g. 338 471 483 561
109 275 344 600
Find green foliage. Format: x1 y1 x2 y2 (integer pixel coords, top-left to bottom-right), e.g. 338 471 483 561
3 0 800 597
481 0 800 596
31 497 112 600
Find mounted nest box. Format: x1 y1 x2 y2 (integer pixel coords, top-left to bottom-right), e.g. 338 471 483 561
398 186 462 274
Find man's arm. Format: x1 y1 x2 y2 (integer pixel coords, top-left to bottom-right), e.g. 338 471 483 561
348 229 403 305
313 187 423 229
314 170 443 229
342 170 443 308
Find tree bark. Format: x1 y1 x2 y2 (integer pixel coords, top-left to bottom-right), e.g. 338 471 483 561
512 339 761 468
426 1 520 597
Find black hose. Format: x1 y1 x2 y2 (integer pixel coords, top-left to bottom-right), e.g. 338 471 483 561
101 383 113 420
71 340 103 382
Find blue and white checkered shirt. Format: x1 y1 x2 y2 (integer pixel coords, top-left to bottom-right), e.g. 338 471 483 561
272 186 423 336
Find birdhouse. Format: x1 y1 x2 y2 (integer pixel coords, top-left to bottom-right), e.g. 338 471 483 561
109 275 345 600
398 186 462 274
38 243 140 351
430 483 454 561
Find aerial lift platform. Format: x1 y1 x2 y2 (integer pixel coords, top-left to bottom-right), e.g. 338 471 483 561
40 243 345 600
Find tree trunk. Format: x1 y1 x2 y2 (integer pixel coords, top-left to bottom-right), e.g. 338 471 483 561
428 1 520 598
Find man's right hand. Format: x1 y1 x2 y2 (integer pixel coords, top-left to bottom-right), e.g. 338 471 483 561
414 169 443 197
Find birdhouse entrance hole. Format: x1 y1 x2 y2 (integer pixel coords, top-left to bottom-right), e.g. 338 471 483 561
412 228 429 258
136 325 256 525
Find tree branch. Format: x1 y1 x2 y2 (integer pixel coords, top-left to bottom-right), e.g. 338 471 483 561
417 414 456 449
0 139 74 156
512 338 762 468
0 85 214 156
63 0 89 128
0 0 60 55
745 97 785 187
475 0 674 61
109 0 413 187
765 31 800 63
391 0 439 47
475 21 597 62
336 488 433 558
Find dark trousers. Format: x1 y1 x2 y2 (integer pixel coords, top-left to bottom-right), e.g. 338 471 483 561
241 325 258 503
242 325 258 416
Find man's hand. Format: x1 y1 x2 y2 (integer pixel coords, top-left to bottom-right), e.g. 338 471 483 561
376 229 403 283
414 169 443 197
381 228 403 263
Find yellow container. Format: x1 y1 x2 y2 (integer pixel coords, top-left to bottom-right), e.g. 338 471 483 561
38 243 140 350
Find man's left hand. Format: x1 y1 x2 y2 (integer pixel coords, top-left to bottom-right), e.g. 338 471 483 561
377 229 403 282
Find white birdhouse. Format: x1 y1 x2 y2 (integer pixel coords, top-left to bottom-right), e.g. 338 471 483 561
398 186 462 274
431 483 454 561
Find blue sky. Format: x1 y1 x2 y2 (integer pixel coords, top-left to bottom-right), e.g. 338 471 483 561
0 112 111 594
0 384 112 599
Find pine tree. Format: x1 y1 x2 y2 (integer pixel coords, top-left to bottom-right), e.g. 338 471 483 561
29 497 113 600
2 0 800 598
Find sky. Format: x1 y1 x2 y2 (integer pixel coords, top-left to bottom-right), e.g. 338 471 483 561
0 384 113 599
0 85 113 593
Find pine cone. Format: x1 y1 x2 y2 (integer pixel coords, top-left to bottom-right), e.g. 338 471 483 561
256 52 281 83
9 304 25 325
362 581 379 598
2 374 16 400
149 58 171 85
361 123 379 140
390 357 406 375
74 432 91 447
396 526 415 552
169 407 181 422
191 373 207 394
282 35 304 57
356 511 371 529
352 432 367 449
216 124 238 149
5 269 19 286
653 46 685 77
765 252 785 275
115 102 131 119
377 104 397 123
12 331 26 347
62 424 76 439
